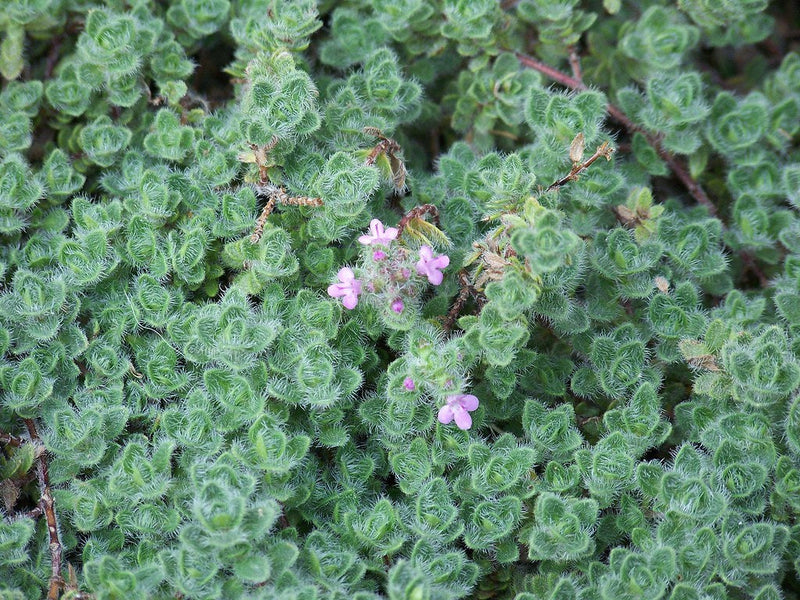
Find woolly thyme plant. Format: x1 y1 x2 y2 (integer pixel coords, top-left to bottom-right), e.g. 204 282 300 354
2 0 800 599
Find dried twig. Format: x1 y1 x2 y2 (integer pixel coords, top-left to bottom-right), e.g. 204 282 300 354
546 140 614 191
243 136 323 243
396 204 441 238
363 127 407 193
364 127 402 166
249 138 279 186
23 419 63 600
250 183 323 243
252 183 323 209
250 194 277 243
515 52 717 216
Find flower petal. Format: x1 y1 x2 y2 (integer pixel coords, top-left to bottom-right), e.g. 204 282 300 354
327 283 346 298
437 405 454 424
359 219 398 245
460 394 479 411
427 269 444 286
342 293 358 310
337 267 355 283
453 406 472 430
434 255 450 269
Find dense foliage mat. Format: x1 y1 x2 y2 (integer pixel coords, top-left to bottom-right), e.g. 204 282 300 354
1 0 800 599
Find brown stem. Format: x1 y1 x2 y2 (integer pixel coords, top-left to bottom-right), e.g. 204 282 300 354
758 38 784 66
11 507 45 520
0 431 24 447
658 152 715 215
599 104 716 215
696 56 736 92
23 420 63 600
568 46 583 83
516 52 585 90
740 252 769 288
606 107 715 216
44 34 64 79
487 128 519 141
515 52 717 216
443 270 475 332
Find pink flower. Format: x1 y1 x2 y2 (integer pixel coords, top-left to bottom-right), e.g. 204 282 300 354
403 377 415 391
359 219 398 246
327 267 362 310
437 394 479 430
391 298 404 313
372 249 386 261
416 246 449 285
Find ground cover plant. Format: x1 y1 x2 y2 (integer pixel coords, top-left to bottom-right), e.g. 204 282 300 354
1 0 800 598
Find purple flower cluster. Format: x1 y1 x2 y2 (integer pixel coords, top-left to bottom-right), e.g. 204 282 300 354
328 219 478 429
327 219 450 314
